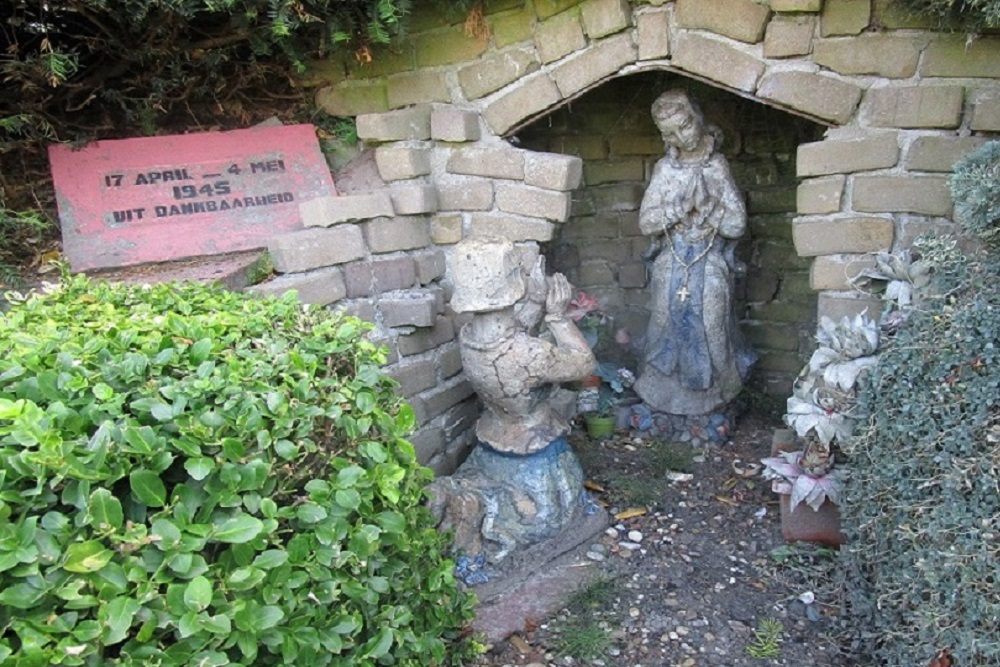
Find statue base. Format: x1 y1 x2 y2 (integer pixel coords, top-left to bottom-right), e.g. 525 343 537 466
624 403 739 446
469 506 609 642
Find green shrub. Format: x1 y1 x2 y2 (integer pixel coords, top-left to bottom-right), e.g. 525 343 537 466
891 0 1000 28
840 144 1000 665
0 276 475 666
951 140 1000 248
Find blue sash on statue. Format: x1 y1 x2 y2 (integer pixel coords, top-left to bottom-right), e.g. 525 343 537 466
648 234 713 390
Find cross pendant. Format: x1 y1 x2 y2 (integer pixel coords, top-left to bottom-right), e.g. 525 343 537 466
676 285 691 302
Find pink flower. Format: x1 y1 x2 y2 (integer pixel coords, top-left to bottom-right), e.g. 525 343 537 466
568 291 600 322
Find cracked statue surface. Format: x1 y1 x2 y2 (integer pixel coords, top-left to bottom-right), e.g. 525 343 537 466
635 89 756 417
428 241 598 569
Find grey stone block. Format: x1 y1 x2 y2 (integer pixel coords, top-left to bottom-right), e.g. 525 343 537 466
797 175 845 215
458 46 540 101
906 136 989 172
534 9 587 64
863 86 964 129
409 426 446 464
821 0 871 36
495 183 573 221
921 35 1000 78
636 8 670 60
380 293 439 328
431 213 464 244
793 216 895 257
817 292 884 323
580 0 632 38
468 213 556 242
315 81 389 116
300 193 394 227
552 33 637 98
764 17 815 58
390 184 438 215
524 152 584 191
437 181 496 211
438 342 464 379
386 71 450 108
374 146 432 181
268 226 367 274
364 216 430 254
757 71 863 125
386 359 438 397
971 97 1000 132
431 106 481 142
248 267 347 306
356 106 432 142
797 133 899 177
852 175 953 216
618 261 647 288
447 147 525 179
343 256 416 297
483 72 562 135
398 315 456 356
814 34 922 79
673 33 764 93
675 0 770 43
413 378 474 423
810 254 878 291
413 248 447 284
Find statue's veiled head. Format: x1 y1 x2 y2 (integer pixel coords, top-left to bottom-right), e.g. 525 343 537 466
651 89 706 153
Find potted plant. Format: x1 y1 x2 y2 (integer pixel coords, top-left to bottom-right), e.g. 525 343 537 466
581 364 636 439
761 314 879 546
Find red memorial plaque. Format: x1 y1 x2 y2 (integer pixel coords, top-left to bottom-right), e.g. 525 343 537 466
49 124 337 271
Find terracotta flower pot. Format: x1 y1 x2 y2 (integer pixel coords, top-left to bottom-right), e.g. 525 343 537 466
778 494 846 547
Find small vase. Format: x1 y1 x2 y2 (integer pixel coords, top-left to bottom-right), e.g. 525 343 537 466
584 415 616 439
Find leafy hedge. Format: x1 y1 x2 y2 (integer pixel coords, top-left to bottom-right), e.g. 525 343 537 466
0 277 475 666
840 142 1000 665
892 0 1000 28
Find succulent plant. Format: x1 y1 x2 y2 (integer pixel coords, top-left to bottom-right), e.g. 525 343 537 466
806 314 879 392
761 447 845 512
785 388 856 446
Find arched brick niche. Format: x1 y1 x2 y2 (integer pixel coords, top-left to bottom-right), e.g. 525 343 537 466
515 71 825 396
261 0 1000 471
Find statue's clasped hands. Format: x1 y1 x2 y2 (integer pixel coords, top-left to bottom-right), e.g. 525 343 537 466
545 272 573 320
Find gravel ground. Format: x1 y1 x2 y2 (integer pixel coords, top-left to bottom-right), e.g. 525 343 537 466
472 412 850 667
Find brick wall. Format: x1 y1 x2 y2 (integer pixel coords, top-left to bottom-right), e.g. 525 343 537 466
253 0 1000 472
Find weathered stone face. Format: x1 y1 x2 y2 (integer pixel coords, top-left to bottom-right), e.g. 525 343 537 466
448 240 526 313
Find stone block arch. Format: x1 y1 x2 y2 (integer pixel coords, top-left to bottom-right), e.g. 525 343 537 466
256 0 1000 470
